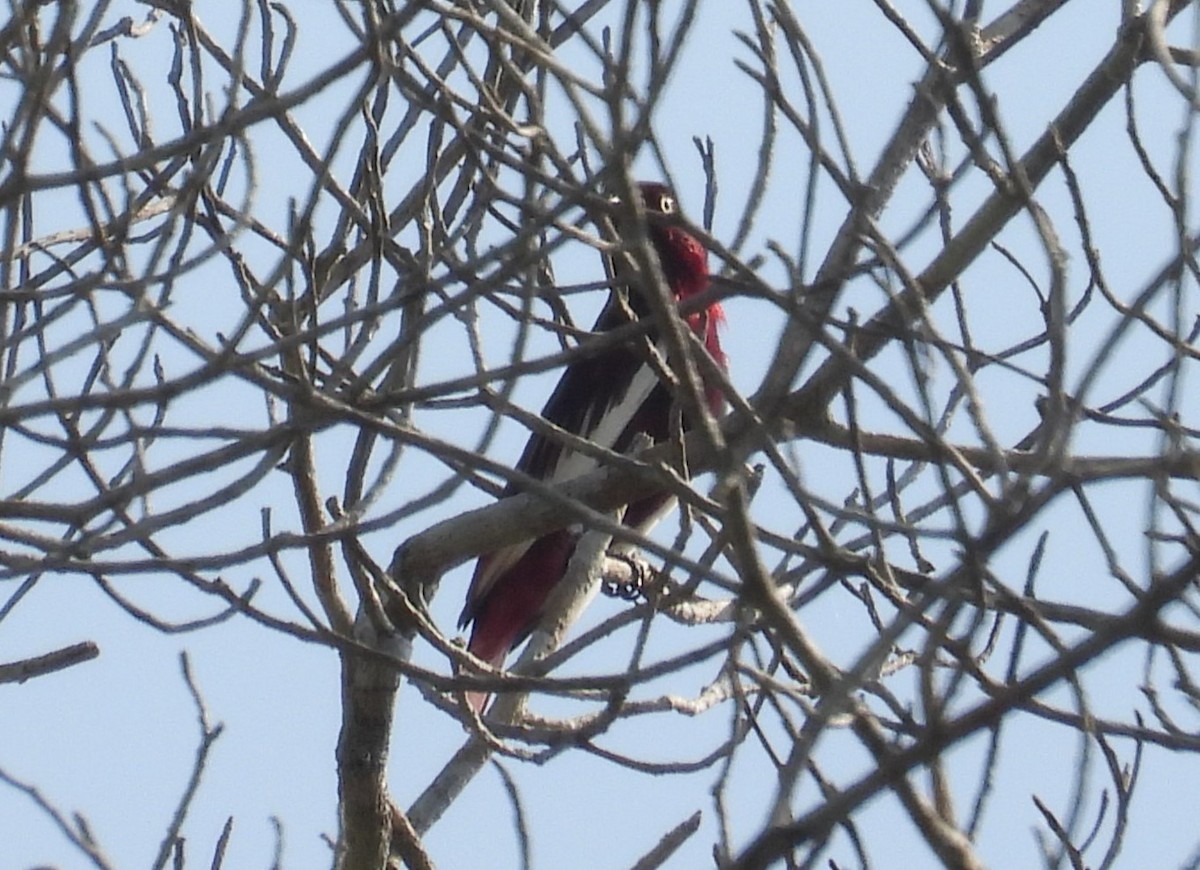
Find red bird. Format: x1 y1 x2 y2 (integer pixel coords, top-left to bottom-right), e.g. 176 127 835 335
459 181 727 711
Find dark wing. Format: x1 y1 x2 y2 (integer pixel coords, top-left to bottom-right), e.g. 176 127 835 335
459 294 668 626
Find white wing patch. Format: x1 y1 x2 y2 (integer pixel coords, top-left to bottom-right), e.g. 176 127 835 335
548 354 662 485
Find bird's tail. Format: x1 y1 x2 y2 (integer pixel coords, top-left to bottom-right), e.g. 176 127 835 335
465 623 511 714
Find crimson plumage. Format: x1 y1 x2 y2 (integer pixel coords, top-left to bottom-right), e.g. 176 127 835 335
459 181 727 711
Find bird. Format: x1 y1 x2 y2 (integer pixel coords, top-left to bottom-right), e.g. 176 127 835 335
458 181 727 712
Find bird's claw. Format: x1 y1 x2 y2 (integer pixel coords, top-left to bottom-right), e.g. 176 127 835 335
602 551 649 601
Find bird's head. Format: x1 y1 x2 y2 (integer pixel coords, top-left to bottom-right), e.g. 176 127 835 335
610 181 710 303
636 181 678 219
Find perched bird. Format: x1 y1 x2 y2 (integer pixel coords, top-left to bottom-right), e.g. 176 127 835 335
459 181 727 711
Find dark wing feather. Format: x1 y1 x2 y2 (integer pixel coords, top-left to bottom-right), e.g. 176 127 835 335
459 295 662 626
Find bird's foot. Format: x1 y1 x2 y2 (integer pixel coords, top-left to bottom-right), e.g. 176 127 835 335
602 551 650 601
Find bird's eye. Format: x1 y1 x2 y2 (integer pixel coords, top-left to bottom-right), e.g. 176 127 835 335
658 194 675 214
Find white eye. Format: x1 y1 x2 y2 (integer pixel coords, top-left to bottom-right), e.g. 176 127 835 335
658 194 675 214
